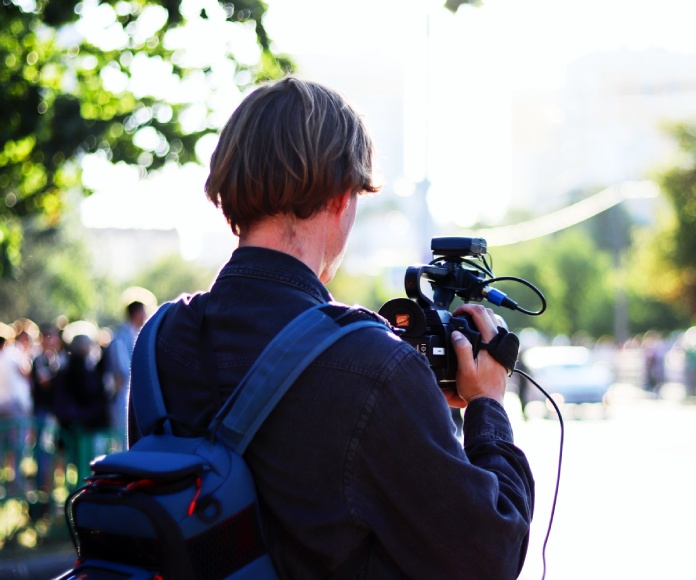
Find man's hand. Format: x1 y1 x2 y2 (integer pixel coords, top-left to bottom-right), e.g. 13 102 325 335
442 304 508 409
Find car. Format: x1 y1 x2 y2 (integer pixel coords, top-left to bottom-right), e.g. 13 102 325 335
519 345 613 418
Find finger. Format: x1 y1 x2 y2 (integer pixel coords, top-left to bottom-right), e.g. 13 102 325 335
451 330 476 378
453 304 498 341
451 329 472 351
452 304 493 324
483 307 502 327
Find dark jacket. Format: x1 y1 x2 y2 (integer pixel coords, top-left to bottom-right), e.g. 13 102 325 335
56 342 109 430
137 246 534 579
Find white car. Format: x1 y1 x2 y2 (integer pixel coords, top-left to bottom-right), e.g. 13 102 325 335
520 346 613 415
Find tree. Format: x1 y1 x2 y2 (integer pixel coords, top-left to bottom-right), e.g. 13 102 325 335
0 0 292 277
327 268 395 313
622 191 690 331
488 227 616 339
657 121 696 319
130 253 216 306
0 207 117 324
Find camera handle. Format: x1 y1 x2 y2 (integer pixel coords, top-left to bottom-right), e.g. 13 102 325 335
404 264 447 309
405 262 532 314
405 262 500 310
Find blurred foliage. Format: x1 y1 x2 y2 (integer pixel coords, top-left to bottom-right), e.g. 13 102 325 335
486 228 613 338
327 267 394 312
131 253 217 305
4 0 694 343
0 0 293 278
6 199 685 341
0 212 117 325
464 215 685 340
656 121 696 320
0 213 218 329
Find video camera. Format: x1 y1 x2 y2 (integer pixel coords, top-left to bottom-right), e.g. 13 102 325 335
378 237 544 386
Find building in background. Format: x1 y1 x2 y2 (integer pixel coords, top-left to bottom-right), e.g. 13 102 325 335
511 48 696 213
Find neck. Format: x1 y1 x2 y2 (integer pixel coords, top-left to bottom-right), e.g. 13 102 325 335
239 214 330 280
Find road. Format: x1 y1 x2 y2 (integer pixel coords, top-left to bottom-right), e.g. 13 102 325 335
512 383 696 580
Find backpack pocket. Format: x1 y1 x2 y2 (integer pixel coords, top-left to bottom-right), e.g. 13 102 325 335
65 436 275 580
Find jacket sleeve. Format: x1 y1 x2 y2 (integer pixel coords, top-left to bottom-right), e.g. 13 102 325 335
346 345 534 580
463 397 535 578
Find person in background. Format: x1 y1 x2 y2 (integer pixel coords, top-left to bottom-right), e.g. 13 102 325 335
55 334 109 432
108 301 146 448
31 324 66 491
642 330 667 395
31 324 66 418
683 326 696 398
0 325 33 420
0 323 33 494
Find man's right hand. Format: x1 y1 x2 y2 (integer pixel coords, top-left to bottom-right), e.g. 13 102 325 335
444 304 508 408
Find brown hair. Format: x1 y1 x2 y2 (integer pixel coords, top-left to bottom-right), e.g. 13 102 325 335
205 77 380 236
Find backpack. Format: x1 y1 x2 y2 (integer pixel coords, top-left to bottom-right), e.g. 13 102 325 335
59 300 387 580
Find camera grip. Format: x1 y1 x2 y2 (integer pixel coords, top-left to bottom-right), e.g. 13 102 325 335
451 315 482 356
479 327 520 375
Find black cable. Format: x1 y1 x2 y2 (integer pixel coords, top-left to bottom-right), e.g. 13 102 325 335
428 255 547 316
484 276 547 316
513 368 564 580
460 257 495 277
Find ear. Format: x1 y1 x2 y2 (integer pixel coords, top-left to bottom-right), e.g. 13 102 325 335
327 191 352 217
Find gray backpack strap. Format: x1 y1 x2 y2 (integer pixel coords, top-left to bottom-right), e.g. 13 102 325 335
211 304 387 454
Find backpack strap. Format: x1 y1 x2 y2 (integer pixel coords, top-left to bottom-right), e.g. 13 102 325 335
130 301 175 436
210 303 388 455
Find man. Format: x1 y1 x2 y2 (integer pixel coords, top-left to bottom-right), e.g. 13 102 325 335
0 323 33 494
133 77 534 579
31 324 66 490
0 324 33 420
31 324 66 419
109 301 146 448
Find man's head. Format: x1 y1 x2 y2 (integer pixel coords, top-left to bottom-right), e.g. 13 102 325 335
126 301 147 329
205 77 380 238
40 324 60 350
0 322 14 350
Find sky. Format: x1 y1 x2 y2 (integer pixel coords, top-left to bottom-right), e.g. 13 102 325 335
80 0 696 258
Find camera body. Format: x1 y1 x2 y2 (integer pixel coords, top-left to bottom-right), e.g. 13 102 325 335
379 298 481 385
378 237 493 386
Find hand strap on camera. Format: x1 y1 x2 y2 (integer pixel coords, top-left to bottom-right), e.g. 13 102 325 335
479 327 520 376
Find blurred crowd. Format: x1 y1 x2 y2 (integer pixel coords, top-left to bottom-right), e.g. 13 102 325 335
627 327 696 397
3 310 696 442
2 299 696 474
517 325 696 399
0 300 150 493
